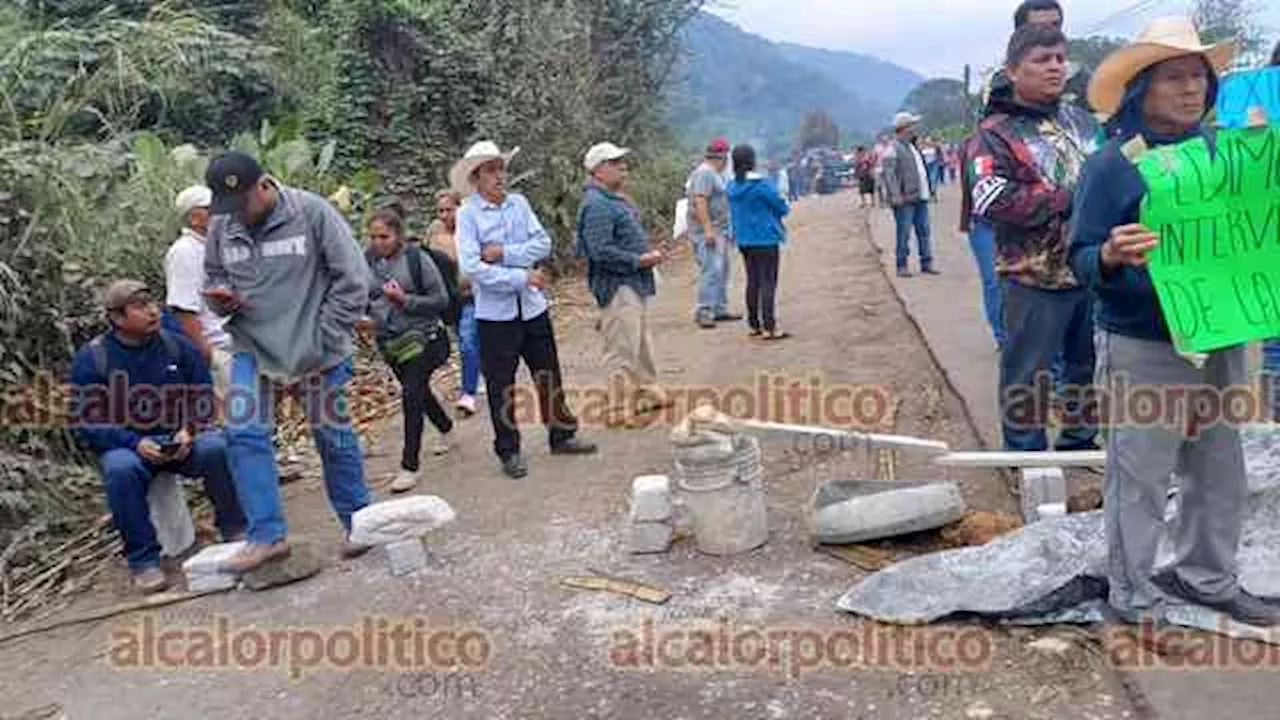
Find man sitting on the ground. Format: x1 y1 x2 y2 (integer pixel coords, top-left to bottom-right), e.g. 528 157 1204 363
69 280 246 594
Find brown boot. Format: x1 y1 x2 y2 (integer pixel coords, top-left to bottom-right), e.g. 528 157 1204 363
131 566 171 594
219 540 291 574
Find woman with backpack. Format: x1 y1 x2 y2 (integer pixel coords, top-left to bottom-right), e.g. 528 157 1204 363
365 206 455 493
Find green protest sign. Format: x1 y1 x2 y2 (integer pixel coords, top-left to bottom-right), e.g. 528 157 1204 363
1136 126 1280 353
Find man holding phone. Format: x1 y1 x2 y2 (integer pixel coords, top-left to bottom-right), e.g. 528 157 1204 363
69 280 246 594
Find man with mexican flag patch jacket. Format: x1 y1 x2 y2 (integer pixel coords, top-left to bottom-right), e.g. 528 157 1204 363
969 22 1104 454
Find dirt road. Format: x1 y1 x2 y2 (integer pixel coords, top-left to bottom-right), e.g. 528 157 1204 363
2 189 1135 719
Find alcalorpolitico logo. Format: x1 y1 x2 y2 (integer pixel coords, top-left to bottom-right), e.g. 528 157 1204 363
608 619 993 679
108 615 491 679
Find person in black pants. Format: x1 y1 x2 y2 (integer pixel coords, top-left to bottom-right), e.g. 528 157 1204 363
450 141 597 479
726 144 791 340
363 207 455 493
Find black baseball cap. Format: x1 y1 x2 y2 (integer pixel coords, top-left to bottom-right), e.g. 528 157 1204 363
205 151 264 215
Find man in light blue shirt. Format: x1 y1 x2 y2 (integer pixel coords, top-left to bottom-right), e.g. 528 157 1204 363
450 141 598 479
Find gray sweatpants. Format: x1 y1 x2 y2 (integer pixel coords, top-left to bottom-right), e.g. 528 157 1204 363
1095 331 1248 613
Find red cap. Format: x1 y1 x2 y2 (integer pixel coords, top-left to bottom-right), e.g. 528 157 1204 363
706 136 730 157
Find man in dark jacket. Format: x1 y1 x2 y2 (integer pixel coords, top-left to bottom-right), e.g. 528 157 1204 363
70 280 245 593
576 142 667 427
1069 16 1277 627
971 22 1103 453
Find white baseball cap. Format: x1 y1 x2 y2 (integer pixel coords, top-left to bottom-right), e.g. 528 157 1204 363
174 185 212 217
583 142 631 172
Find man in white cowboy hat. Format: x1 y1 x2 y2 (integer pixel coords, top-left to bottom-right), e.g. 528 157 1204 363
1068 17 1280 627
165 185 233 397
451 140 598 479
880 111 937 278
574 142 669 428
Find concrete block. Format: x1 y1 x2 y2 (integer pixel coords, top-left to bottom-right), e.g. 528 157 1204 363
182 541 247 575
627 521 673 554
148 473 195 558
810 480 967 544
350 496 456 546
385 537 428 576
186 572 239 593
1019 468 1067 522
629 475 672 522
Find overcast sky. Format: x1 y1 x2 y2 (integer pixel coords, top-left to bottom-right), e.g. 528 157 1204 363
712 0 1280 79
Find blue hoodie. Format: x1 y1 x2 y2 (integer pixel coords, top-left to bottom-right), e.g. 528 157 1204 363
1067 63 1220 342
727 173 789 248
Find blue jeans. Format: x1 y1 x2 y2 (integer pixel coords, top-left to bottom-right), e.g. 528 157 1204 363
999 281 1098 452
693 234 729 321
892 201 933 271
967 218 1004 346
458 300 481 396
224 352 370 544
100 431 246 570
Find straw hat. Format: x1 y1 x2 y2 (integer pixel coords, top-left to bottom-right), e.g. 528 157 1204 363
449 141 520 195
893 112 922 131
1088 16 1236 116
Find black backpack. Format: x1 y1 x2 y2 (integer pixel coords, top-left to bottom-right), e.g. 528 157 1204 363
365 243 460 327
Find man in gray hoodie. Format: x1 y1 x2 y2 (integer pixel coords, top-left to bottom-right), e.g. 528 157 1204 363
202 151 373 573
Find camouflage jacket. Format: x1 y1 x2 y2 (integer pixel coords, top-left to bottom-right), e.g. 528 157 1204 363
970 97 1102 289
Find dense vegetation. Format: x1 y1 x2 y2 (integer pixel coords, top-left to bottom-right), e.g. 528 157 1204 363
0 0 703 555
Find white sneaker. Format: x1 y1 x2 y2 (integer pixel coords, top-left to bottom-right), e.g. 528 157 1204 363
431 433 451 456
455 394 477 416
389 469 419 493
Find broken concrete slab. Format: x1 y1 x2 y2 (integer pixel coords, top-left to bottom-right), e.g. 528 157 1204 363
384 537 428 576
349 495 456 546
242 542 322 591
627 521 673 554
810 479 966 545
629 475 672 522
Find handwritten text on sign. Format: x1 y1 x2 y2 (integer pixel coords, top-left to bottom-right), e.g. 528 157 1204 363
1136 127 1280 353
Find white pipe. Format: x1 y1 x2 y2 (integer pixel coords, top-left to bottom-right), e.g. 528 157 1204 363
734 419 951 453
932 450 1105 468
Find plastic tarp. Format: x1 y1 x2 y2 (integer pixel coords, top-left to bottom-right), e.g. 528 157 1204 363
836 427 1280 643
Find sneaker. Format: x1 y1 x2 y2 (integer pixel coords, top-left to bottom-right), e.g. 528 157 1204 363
714 312 744 322
896 268 913 278
431 433 452 456
341 534 374 559
696 317 716 329
455 394 477 417
551 437 599 456
1153 571 1280 627
131 566 170 594
389 469 419 494
501 453 528 479
921 267 942 275
219 540 291 574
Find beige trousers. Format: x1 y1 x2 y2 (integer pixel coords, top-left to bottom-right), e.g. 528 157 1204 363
601 286 663 414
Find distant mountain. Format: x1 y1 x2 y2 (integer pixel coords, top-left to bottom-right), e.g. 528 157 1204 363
775 42 925 114
665 13 924 156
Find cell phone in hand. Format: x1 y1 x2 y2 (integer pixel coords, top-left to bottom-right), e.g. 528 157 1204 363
156 436 182 455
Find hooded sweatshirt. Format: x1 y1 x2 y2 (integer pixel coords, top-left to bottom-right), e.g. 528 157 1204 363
1067 63 1220 342
726 172 789 248
205 184 370 380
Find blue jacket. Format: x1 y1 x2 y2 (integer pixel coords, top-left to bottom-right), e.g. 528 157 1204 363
69 330 214 455
727 174 789 247
1067 65 1218 342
